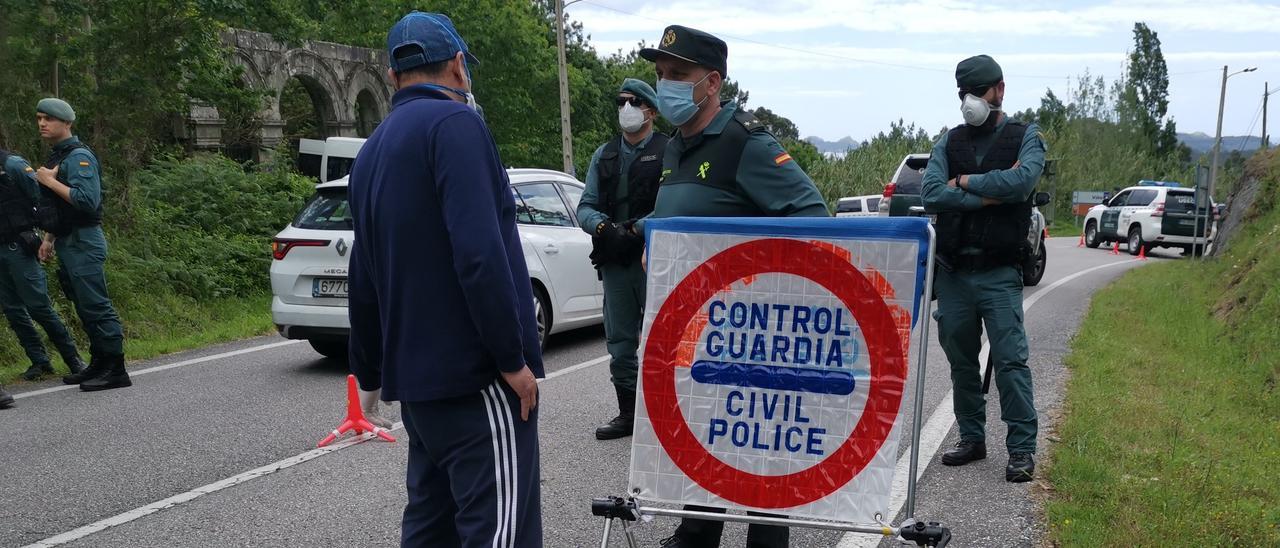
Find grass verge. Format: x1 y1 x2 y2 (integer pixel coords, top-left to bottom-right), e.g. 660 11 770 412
1 294 274 385
1045 151 1280 546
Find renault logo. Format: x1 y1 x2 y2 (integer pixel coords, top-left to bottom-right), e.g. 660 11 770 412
335 238 349 257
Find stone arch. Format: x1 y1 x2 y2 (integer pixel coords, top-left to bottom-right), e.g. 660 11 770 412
346 66 391 137
265 48 346 134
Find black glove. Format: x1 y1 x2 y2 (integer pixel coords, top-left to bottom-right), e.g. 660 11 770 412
597 221 624 247
620 220 644 248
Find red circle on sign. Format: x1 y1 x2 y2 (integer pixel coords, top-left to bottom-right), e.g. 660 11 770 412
643 238 907 509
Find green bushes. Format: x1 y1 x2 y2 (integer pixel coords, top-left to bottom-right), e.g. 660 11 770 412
0 154 314 383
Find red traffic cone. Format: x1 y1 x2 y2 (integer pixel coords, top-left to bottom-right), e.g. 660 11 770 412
1110 242 1120 255
1077 232 1085 247
317 374 396 447
1137 245 1148 261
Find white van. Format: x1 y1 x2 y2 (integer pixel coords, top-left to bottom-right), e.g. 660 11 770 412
298 137 367 183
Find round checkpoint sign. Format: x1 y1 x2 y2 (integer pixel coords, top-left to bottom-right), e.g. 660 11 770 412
642 238 908 509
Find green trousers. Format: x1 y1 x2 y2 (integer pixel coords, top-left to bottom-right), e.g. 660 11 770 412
933 264 1037 453
600 262 646 392
0 243 80 368
54 226 124 357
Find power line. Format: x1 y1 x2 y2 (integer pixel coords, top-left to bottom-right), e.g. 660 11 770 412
1235 97 1265 152
577 0 1069 80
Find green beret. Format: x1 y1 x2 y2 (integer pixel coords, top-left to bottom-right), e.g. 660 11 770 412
619 78 658 108
37 98 76 123
955 55 1003 89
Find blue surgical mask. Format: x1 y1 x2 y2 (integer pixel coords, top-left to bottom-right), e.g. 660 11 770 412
656 73 712 126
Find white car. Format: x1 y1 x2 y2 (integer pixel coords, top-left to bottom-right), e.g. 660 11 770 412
834 194 882 217
1083 181 1214 256
270 169 605 359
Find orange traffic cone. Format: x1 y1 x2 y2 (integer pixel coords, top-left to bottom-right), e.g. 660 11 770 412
1137 245 1148 261
317 374 396 447
1110 242 1120 255
1077 232 1085 247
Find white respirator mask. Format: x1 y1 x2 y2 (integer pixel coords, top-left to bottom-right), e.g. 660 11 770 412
961 93 999 127
618 103 646 133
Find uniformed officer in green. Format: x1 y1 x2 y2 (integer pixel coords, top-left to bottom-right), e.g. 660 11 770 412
0 145 85 381
639 25 828 548
578 78 667 441
33 98 130 391
921 55 1044 483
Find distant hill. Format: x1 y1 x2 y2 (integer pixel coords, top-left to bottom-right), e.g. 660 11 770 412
1178 132 1264 158
805 136 860 155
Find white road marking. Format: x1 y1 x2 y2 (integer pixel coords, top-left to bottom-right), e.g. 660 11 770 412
13 340 304 400
838 259 1138 547
19 351 610 547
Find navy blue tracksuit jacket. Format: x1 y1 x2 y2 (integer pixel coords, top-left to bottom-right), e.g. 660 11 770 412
346 85 545 547
347 85 544 401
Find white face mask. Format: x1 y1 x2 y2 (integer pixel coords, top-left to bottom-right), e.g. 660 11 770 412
618 103 647 133
961 93 1000 127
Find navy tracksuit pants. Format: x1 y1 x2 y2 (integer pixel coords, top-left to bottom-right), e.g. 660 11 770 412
400 380 542 548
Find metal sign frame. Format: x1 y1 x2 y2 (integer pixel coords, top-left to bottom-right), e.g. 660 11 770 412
591 220 951 547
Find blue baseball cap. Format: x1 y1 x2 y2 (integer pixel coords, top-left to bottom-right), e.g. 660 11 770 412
386 11 479 73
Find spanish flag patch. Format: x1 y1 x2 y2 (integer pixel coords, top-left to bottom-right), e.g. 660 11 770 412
78 161 90 167
24 167 33 172
774 152 793 165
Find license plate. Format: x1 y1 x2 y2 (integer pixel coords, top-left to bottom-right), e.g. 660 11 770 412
312 278 348 298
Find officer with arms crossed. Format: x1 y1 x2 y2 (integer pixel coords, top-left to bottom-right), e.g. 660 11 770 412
34 98 129 391
638 24 829 548
0 143 85 381
347 12 544 547
921 55 1044 483
578 78 666 440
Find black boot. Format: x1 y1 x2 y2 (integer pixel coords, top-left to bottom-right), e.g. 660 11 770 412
80 354 132 392
595 385 635 440
63 354 103 385
63 354 86 376
21 362 54 381
941 439 987 466
1006 452 1035 483
0 385 14 409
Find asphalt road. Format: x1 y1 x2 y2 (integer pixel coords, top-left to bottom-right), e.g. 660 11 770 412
0 238 1170 548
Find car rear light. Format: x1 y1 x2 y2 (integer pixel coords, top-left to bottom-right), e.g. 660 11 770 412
1151 201 1164 217
882 183 896 199
272 238 330 260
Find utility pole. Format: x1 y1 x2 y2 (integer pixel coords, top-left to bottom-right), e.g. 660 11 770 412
1209 67 1257 210
1265 82 1278 150
554 0 576 176
1204 65 1257 260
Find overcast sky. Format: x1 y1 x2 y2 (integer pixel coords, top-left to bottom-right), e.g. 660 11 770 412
569 0 1280 144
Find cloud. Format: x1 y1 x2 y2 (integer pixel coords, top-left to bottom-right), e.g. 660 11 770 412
571 0 1280 38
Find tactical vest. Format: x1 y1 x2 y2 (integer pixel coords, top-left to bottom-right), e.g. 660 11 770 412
596 133 667 222
0 150 39 240
935 121 1033 266
589 133 668 267
38 141 103 236
658 108 769 215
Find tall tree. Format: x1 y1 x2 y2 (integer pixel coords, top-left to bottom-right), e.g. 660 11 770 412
751 106 800 141
1121 22 1178 157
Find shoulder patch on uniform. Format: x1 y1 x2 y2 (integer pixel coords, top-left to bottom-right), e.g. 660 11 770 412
774 152 793 166
78 161 90 167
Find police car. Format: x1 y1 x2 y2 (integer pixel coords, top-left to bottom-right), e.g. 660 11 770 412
1083 180 1213 256
270 169 605 359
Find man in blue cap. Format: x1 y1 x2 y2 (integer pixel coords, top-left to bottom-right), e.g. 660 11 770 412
921 54 1044 483
578 77 666 441
0 142 85 382
346 11 543 547
33 98 128 391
